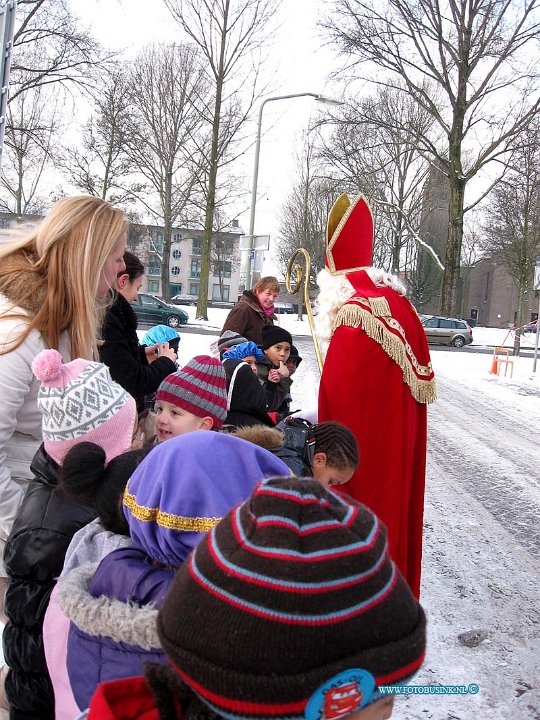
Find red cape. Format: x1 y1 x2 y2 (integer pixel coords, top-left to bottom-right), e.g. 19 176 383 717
319 271 435 598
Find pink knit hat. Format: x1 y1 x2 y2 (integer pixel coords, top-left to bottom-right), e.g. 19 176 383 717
31 349 137 466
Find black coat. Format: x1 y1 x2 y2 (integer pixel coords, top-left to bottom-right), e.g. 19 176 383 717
223 359 275 428
99 293 176 412
3 445 97 719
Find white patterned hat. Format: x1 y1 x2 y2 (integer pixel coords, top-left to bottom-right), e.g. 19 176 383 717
31 349 136 466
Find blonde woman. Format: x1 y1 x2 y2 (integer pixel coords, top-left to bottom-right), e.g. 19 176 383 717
0 195 127 618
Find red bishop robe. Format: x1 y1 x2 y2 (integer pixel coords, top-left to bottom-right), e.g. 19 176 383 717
318 270 436 598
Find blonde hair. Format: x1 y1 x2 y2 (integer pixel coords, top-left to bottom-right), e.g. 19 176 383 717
0 196 127 359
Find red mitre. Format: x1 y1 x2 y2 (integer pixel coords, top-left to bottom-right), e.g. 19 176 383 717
325 193 374 275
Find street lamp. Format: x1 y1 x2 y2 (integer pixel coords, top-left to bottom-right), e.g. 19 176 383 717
244 92 343 290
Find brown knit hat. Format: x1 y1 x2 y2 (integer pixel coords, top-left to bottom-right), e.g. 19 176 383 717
156 355 227 429
157 477 426 719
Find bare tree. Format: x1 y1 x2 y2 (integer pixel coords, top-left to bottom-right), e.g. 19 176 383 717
163 0 279 319
319 87 435 281
0 82 60 214
60 68 140 205
122 44 208 300
324 0 540 316
9 0 105 103
482 120 540 350
275 135 337 288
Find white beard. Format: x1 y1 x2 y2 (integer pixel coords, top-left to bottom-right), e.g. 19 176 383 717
315 267 407 359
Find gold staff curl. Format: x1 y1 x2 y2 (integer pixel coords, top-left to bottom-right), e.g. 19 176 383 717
285 248 323 375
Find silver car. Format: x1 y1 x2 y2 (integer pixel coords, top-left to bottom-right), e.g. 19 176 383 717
421 315 473 348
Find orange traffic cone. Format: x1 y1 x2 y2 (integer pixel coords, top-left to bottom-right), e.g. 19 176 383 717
489 357 498 374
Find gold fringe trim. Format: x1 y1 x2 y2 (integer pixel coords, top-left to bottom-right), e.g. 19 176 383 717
123 489 221 532
368 296 391 317
332 304 437 405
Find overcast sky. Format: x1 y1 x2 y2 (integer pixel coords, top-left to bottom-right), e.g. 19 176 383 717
75 0 341 276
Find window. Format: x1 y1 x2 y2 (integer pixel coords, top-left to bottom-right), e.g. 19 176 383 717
141 294 160 307
189 283 199 296
148 280 160 293
439 319 453 329
154 232 164 253
190 258 201 278
172 249 181 259
173 233 182 242
215 260 232 278
170 283 181 295
455 321 467 329
423 318 439 328
0 218 9 229
192 238 201 255
148 261 161 276
212 284 230 301
171 266 180 276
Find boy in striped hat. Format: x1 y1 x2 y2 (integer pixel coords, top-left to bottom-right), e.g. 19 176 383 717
154 355 228 442
81 477 426 719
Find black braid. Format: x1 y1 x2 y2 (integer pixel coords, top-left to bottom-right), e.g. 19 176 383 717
312 421 359 470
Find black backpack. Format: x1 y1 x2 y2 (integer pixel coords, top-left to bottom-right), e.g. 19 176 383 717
272 417 316 476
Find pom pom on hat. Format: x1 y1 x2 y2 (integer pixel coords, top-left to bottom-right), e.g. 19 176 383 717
32 349 136 466
31 349 64 383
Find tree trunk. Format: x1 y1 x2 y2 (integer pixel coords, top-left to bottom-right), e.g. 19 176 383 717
440 176 465 316
162 171 172 301
196 1 229 321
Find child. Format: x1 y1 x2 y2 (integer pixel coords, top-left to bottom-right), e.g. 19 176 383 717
43 443 151 720
257 324 293 415
58 431 290 712
154 355 228 441
222 341 275 429
282 344 303 416
2 349 137 720
235 419 358 484
82 477 426 720
285 343 302 375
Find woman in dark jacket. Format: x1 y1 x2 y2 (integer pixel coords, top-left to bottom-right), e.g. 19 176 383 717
220 276 279 345
99 252 177 412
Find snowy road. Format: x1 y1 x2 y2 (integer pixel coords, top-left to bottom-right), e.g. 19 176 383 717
405 355 540 720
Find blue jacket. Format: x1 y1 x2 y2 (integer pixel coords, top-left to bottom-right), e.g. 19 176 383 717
60 547 173 712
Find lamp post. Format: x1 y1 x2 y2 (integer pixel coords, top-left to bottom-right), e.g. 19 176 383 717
244 92 343 290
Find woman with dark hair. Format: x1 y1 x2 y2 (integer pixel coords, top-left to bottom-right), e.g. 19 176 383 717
220 276 279 345
100 251 177 411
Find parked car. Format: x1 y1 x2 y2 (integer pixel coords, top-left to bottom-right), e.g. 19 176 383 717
132 293 188 328
171 293 197 306
274 301 295 314
421 315 473 347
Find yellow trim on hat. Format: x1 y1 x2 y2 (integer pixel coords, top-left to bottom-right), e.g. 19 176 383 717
123 488 222 532
326 194 373 275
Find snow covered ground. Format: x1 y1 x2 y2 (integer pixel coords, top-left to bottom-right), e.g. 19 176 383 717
170 308 540 720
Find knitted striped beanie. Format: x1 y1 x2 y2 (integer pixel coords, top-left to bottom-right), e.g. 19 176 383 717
156 356 227 429
217 330 249 357
157 477 426 719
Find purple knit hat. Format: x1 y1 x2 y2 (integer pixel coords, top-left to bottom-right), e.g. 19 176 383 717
123 431 290 567
31 349 136 466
